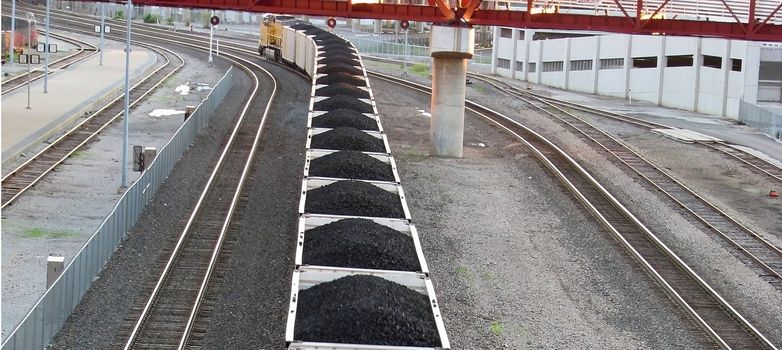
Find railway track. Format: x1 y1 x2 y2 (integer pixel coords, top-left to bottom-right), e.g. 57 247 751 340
1 40 184 208
368 71 777 350
464 73 782 291
469 73 782 184
1 31 99 94
118 55 273 349
16 7 294 348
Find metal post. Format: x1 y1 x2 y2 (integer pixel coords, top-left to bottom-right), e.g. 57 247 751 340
44 0 50 93
208 10 214 63
403 29 408 75
10 0 16 68
27 22 32 109
216 39 219 56
99 2 105 65
121 0 131 188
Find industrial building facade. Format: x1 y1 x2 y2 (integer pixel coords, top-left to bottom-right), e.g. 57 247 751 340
490 27 782 121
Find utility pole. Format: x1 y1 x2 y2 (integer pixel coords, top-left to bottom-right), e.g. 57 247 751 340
10 0 16 68
121 0 132 188
26 21 32 109
99 2 105 65
44 0 50 93
208 10 214 63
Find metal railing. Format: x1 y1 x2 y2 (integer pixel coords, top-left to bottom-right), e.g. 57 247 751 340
739 99 782 140
0 67 234 350
340 32 493 65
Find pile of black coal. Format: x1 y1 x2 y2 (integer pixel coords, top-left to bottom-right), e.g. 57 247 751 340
319 55 360 66
304 180 404 218
312 109 379 131
318 63 363 76
314 95 373 113
316 83 370 99
310 127 385 153
303 218 420 271
294 274 440 347
316 72 365 86
309 150 394 181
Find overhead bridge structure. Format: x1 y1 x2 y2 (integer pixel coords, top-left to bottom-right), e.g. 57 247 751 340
114 0 782 41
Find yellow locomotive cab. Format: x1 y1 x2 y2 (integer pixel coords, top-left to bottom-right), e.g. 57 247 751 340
259 14 295 60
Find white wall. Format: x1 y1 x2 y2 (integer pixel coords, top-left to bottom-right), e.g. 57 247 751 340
493 28 760 119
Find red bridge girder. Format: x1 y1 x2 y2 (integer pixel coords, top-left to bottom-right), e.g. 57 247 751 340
120 0 782 41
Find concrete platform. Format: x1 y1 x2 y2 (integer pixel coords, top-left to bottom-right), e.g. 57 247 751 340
1 48 157 165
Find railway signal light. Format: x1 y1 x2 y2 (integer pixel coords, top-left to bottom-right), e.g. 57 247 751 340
400 20 409 30
327 17 336 28
210 15 220 26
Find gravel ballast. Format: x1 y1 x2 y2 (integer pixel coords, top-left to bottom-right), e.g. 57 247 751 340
312 109 379 131
313 95 373 113
318 63 363 76
310 127 386 152
303 218 420 271
309 150 394 181
316 72 365 86
304 180 405 218
316 83 370 99
294 275 439 347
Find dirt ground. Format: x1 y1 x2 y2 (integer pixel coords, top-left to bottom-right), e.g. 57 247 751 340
370 77 708 349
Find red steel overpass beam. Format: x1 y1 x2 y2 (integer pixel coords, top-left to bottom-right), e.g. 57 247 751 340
117 0 782 40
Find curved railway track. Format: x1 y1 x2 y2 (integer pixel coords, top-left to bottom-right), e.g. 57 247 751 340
1 31 99 94
469 73 782 184
368 71 777 350
1 41 184 208
14 7 289 348
464 73 782 291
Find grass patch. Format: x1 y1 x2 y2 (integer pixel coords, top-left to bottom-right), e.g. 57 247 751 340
480 272 494 281
456 266 474 280
490 321 503 336
70 150 88 159
400 149 429 162
23 227 78 238
409 63 429 77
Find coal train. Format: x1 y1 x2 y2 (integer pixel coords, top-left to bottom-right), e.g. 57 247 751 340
257 16 451 350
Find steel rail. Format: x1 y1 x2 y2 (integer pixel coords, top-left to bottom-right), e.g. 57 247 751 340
1 31 99 94
1 38 184 208
466 73 782 290
368 70 777 350
468 72 782 184
120 48 273 350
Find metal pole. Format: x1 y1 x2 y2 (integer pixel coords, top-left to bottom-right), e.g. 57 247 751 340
121 0 131 188
208 10 214 63
44 0 50 93
99 2 105 65
10 0 16 68
216 39 219 56
27 22 32 109
403 29 408 75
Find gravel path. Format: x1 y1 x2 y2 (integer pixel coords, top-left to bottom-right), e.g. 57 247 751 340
46 52 246 348
1 46 224 338
370 77 707 349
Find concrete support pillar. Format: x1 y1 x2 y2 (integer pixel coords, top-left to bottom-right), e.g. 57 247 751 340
721 40 732 117
523 30 532 81
510 29 519 78
429 25 475 157
490 26 500 75
623 35 632 99
593 36 601 94
693 37 703 111
564 38 572 89
656 36 667 105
